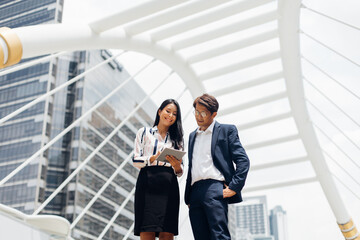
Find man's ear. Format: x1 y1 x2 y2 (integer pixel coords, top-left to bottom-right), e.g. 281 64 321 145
212 112 217 118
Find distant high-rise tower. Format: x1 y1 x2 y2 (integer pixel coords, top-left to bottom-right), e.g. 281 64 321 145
229 196 272 240
269 206 288 240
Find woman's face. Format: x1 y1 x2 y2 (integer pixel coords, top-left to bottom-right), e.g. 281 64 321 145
158 103 177 128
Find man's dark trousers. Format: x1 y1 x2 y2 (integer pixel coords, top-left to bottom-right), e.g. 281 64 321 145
189 179 231 240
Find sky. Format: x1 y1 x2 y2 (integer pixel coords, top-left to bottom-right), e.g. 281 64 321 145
62 1 360 240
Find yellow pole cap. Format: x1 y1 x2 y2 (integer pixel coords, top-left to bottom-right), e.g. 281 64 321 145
0 27 23 68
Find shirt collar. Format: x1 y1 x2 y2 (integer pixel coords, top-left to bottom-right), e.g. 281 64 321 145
152 126 158 132
196 120 216 134
152 125 170 138
149 125 158 135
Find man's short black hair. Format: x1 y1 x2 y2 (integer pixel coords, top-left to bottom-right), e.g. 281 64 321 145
193 93 219 113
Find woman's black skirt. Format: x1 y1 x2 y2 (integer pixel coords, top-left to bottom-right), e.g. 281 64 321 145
134 166 180 236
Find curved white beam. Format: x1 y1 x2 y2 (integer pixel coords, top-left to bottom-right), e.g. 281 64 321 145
218 91 288 117
245 134 300 150
11 24 204 97
243 177 317 192
250 156 308 171
278 0 356 235
236 111 292 131
124 0 231 36
89 0 188 33
187 29 279 64
210 71 283 97
151 0 275 41
198 51 280 81
172 10 279 50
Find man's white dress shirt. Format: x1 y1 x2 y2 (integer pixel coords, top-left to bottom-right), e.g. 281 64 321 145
191 120 225 185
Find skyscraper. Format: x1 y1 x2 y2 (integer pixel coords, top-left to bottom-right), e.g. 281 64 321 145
0 0 63 28
0 0 64 214
64 50 157 239
269 206 288 240
229 196 272 240
0 2 157 239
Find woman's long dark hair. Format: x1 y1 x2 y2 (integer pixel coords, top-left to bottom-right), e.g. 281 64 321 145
153 99 184 150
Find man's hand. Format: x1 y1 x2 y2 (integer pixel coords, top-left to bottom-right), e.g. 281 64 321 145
223 184 236 198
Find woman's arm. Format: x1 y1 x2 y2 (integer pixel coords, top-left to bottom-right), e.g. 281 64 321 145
132 127 150 169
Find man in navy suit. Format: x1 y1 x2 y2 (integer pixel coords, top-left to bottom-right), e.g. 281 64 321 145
185 94 250 240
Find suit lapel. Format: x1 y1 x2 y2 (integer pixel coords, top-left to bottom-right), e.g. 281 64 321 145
211 121 220 159
188 130 197 167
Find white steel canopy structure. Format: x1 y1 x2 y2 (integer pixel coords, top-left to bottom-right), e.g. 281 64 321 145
0 0 359 239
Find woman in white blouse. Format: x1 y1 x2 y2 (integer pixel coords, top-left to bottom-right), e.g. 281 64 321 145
133 99 184 240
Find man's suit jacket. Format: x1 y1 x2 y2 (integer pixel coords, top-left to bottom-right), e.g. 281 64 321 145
184 121 250 205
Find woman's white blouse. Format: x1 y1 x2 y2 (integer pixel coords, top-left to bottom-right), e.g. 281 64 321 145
133 126 183 177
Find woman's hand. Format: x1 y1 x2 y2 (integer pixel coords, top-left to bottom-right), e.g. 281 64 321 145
149 151 161 164
166 155 182 174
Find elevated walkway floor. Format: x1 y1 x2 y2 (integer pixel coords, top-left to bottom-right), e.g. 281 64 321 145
0 204 70 240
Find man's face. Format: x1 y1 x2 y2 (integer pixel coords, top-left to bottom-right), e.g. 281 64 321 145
194 103 217 131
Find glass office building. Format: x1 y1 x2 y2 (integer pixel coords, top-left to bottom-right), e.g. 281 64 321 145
0 1 156 239
62 50 156 239
0 0 63 28
229 196 272 240
229 196 288 240
0 0 63 213
269 206 288 240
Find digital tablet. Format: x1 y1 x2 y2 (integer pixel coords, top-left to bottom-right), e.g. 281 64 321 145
156 147 186 163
